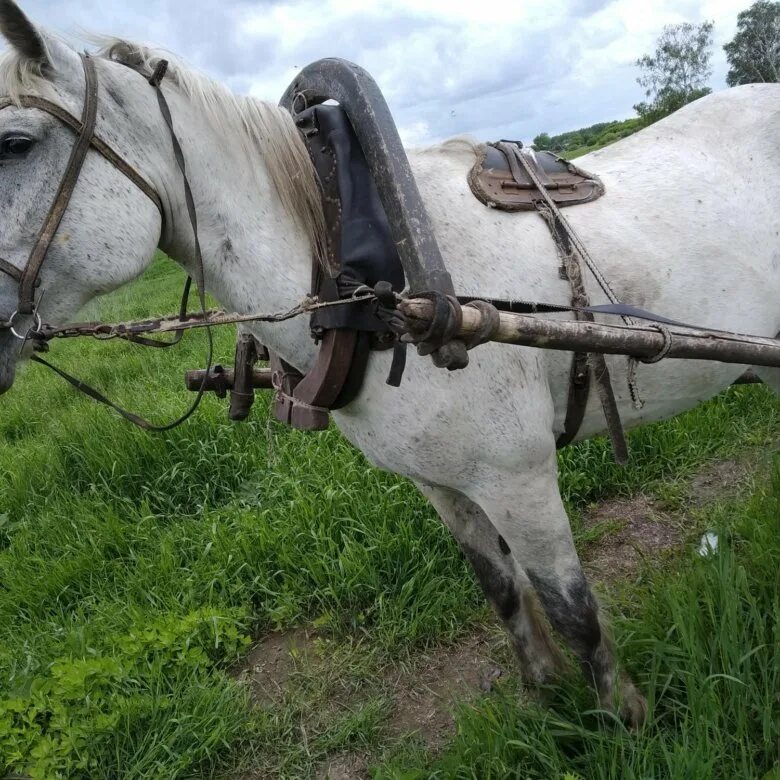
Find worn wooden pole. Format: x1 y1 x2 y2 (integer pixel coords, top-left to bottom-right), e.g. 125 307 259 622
399 299 780 369
185 366 274 393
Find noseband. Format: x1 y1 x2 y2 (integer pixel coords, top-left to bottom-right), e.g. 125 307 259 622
0 53 163 322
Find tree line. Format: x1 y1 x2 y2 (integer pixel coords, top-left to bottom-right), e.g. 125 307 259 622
534 0 780 154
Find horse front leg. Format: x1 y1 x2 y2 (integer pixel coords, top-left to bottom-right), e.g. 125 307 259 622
418 483 564 686
463 447 647 728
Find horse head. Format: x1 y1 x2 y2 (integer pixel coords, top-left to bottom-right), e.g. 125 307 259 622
0 0 168 393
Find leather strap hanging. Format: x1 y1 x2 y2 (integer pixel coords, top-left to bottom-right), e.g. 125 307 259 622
495 142 629 463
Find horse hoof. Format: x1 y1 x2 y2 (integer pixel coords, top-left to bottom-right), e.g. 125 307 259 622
619 687 648 731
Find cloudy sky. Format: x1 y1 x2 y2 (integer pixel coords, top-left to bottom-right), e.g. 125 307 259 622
6 0 748 145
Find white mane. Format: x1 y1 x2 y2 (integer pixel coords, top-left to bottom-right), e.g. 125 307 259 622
0 35 327 267
0 36 54 99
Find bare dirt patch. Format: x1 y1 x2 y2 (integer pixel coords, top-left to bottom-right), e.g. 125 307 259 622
382 628 507 750
582 448 775 583
312 629 508 778
687 457 755 507
234 627 316 705
581 495 683 582
314 752 370 780
237 626 509 778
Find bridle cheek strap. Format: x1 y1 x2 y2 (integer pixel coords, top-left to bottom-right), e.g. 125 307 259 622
0 54 163 313
17 53 98 314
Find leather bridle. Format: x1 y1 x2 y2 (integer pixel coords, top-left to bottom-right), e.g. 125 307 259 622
0 53 163 328
0 54 214 431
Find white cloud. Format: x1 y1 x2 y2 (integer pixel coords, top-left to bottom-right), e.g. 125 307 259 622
3 0 753 143
398 120 431 147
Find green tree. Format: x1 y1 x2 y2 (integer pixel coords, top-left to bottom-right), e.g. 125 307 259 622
634 21 714 123
724 1 780 85
532 132 553 150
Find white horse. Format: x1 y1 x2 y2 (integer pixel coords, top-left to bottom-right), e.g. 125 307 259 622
0 1 777 728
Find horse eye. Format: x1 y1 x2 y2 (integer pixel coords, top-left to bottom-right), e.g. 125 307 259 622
0 135 34 158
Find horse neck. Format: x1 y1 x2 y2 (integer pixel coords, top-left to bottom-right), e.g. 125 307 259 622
158 90 318 371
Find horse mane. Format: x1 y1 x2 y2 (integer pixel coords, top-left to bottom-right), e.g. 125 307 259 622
0 38 54 100
0 35 327 267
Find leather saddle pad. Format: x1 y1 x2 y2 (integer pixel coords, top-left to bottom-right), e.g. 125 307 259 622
468 142 605 211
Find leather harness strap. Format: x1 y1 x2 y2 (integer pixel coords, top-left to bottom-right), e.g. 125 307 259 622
0 54 163 314
0 54 213 431
0 256 22 283
0 94 163 214
495 141 629 463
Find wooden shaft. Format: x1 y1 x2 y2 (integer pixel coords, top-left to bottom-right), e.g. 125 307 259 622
185 366 274 392
399 299 780 369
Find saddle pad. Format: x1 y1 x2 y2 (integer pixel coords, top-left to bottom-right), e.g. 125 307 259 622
468 143 605 211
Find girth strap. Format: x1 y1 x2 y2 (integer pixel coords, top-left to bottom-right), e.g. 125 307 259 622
495 141 629 463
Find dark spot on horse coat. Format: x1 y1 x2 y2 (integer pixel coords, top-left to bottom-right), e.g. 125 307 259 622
527 569 601 654
463 545 519 621
222 237 239 265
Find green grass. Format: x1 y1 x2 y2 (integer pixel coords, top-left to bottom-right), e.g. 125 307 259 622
378 469 780 779
0 258 778 778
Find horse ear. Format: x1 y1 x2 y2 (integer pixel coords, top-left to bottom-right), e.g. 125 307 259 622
0 0 50 68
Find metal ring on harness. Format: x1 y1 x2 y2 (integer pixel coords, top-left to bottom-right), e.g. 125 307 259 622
8 310 42 341
640 324 673 364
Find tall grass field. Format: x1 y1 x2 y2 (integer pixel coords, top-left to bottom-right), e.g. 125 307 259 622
0 258 778 779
